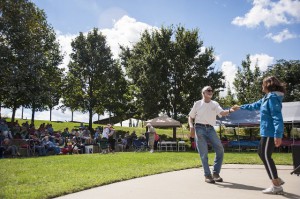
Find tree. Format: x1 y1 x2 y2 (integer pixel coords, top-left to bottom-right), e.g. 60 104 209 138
0 0 33 122
264 59 300 102
233 55 262 104
102 61 132 125
45 66 64 122
121 25 224 122
218 82 237 108
61 72 84 122
68 28 115 129
0 0 63 124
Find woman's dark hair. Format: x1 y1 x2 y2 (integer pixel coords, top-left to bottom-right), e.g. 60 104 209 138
262 76 286 94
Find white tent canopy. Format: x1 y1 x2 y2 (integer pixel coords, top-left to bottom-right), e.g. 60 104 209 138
145 115 181 127
282 101 300 123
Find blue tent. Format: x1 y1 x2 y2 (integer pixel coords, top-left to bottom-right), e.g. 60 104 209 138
217 101 300 127
216 102 300 151
217 109 260 127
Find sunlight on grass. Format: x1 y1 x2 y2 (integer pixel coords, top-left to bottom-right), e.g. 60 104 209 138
0 152 292 199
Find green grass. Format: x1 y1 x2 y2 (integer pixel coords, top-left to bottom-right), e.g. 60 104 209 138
0 152 292 199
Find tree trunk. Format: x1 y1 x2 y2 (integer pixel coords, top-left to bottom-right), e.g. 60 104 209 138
173 127 176 140
129 118 132 127
173 108 178 140
109 111 111 124
71 111 74 122
50 108 52 121
88 108 93 130
21 106 24 119
11 105 17 123
31 104 35 125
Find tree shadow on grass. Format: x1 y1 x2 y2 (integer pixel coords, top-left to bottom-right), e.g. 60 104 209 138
217 181 300 199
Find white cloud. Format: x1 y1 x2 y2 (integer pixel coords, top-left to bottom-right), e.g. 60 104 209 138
98 7 128 28
214 54 221 62
232 0 300 28
56 15 155 69
220 61 237 96
102 15 157 58
249 53 274 71
219 54 273 96
265 28 298 43
199 46 206 55
56 32 77 70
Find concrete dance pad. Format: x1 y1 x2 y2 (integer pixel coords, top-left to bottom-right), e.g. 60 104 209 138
55 164 300 199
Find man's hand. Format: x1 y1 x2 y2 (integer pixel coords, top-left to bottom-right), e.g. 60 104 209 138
190 127 195 138
231 105 240 111
274 138 282 147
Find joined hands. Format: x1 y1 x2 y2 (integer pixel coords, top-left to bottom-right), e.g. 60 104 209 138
231 105 240 111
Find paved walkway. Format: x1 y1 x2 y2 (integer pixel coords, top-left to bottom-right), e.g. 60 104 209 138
55 164 300 199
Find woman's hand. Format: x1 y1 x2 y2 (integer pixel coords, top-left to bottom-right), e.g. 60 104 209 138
274 138 282 147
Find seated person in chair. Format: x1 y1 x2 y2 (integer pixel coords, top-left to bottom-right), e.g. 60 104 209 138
1 138 20 157
43 136 61 155
72 132 85 154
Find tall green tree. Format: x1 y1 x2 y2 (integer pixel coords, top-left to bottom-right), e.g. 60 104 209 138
0 0 63 124
0 0 32 122
68 28 115 129
61 72 84 122
121 25 224 122
44 66 64 122
264 59 300 102
218 82 237 108
233 55 262 104
103 61 132 124
20 4 63 125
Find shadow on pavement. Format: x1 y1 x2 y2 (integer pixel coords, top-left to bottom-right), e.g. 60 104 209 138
217 181 300 199
217 181 263 191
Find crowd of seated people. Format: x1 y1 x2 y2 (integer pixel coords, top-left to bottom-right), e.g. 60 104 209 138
1 119 184 158
1 119 143 156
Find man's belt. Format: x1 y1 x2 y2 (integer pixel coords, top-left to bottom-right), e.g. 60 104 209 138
195 123 213 128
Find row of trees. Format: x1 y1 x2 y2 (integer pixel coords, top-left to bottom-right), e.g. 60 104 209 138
220 56 300 107
1 0 299 130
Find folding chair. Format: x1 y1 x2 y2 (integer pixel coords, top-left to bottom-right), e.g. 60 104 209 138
133 139 146 152
99 138 109 154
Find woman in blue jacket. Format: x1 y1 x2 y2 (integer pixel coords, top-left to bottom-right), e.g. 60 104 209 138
233 76 286 195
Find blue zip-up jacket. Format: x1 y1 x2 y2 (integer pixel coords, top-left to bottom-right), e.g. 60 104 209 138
240 92 284 138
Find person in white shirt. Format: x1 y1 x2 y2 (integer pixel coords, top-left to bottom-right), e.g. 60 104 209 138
102 124 111 139
188 86 234 183
146 123 156 153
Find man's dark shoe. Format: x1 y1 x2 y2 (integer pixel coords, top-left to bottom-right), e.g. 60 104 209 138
213 173 223 182
205 175 215 183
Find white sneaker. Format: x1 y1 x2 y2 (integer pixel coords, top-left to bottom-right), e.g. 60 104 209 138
262 185 283 194
150 149 154 153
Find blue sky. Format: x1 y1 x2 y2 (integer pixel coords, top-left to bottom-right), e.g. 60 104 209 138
3 0 300 123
